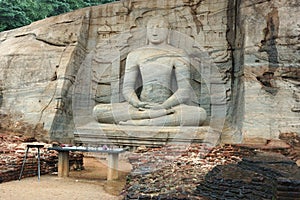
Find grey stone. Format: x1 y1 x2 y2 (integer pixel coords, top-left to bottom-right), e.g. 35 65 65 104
0 0 298 144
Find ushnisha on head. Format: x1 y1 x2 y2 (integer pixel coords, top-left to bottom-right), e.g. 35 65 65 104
146 16 170 45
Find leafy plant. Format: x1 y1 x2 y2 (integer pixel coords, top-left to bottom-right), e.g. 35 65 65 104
0 0 116 32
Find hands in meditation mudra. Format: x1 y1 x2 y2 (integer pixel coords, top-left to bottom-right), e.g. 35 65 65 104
93 16 207 126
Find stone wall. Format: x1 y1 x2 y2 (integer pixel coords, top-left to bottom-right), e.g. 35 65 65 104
0 0 299 143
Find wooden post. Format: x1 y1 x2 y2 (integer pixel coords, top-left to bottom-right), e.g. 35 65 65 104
107 153 119 181
58 151 69 177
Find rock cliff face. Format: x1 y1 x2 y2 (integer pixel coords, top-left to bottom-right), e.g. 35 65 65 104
240 0 300 140
0 9 91 142
0 0 299 143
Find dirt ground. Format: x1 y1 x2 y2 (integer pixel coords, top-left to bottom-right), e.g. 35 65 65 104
0 155 132 200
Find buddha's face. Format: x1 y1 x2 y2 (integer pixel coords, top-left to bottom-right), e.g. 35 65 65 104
146 18 169 45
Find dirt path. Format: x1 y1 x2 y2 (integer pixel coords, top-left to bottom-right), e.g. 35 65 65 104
0 156 131 200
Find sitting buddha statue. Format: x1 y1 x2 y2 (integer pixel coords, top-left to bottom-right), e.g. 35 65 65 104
93 16 207 126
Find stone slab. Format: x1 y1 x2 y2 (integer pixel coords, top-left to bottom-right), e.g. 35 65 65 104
74 122 214 147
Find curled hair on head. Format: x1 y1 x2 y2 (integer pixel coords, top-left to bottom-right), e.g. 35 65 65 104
146 15 170 29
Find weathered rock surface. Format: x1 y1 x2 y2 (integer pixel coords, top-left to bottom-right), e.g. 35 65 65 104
240 0 300 140
0 0 299 143
0 8 91 142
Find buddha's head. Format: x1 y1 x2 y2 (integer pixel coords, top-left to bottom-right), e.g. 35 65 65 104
146 16 170 45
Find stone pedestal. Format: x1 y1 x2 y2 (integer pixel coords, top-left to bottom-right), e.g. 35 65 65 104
107 153 119 181
74 122 216 147
58 152 69 177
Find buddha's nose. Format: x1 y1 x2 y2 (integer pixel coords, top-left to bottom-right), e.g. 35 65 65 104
152 28 158 34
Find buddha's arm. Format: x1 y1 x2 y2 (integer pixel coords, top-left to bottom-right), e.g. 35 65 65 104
122 53 144 108
160 56 191 109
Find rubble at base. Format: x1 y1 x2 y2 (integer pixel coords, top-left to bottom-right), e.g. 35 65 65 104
197 153 300 200
123 136 300 200
123 144 256 200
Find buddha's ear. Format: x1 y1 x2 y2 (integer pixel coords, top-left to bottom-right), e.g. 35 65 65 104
167 30 171 44
145 28 149 45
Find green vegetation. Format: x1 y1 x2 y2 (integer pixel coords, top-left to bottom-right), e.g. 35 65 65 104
0 0 116 32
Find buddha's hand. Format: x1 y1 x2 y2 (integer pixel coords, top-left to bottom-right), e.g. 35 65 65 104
133 101 149 109
144 103 165 110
